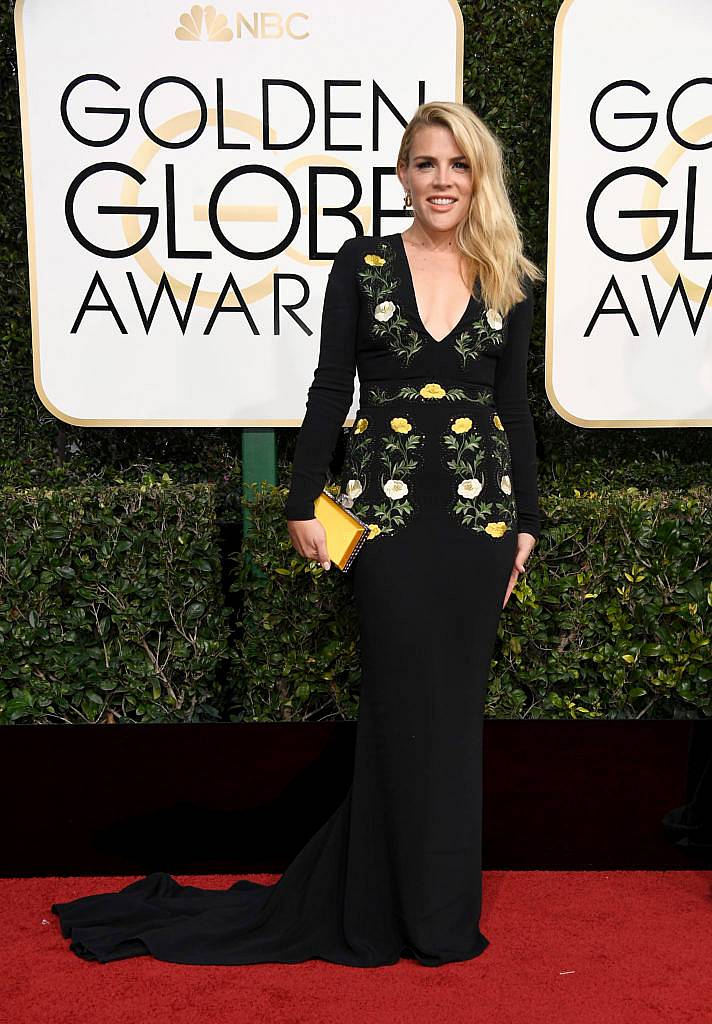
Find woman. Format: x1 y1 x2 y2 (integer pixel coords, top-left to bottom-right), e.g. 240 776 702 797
51 101 542 967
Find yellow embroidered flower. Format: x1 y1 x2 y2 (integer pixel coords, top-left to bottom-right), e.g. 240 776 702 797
419 382 446 399
374 300 396 322
493 413 504 431
390 417 412 433
451 417 472 434
486 308 503 330
353 417 369 434
366 523 381 539
485 521 509 538
364 253 385 266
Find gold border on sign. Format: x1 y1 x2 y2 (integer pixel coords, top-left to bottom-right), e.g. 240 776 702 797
15 0 465 426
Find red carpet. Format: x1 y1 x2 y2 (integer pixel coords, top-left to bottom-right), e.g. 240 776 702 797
3 871 710 1024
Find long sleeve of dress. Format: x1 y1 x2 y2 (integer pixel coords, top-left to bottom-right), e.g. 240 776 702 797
494 277 541 540
284 236 360 521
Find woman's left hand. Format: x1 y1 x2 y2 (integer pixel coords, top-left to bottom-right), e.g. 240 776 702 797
502 532 537 609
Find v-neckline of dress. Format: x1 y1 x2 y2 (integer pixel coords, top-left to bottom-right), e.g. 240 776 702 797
394 231 476 345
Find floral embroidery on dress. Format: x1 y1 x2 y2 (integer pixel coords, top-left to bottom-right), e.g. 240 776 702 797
365 381 495 407
338 415 373 507
334 373 517 542
441 411 516 538
452 307 506 370
357 240 424 365
338 411 423 541
488 413 514 497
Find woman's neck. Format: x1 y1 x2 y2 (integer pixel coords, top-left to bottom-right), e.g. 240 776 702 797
402 223 461 253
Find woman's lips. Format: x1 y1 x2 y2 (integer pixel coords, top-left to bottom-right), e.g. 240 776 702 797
427 197 457 210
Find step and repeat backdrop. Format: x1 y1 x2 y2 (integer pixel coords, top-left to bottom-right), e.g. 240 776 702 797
14 0 464 425
549 0 712 426
15 0 712 428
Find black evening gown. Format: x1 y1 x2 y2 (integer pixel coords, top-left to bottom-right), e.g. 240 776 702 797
51 231 540 967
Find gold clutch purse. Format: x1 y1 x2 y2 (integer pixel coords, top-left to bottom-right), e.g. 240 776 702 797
313 488 370 572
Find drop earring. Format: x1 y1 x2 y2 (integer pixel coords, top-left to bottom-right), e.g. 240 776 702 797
403 188 412 210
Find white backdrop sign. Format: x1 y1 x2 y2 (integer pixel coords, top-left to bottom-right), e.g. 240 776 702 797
549 0 712 427
15 0 464 425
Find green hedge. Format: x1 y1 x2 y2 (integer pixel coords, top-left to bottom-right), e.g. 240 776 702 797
227 483 362 723
0 482 232 723
1 481 709 723
491 488 712 719
228 483 711 722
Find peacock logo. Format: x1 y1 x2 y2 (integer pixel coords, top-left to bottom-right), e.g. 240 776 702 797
175 5 233 41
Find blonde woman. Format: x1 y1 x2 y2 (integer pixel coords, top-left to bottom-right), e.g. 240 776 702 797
52 102 542 969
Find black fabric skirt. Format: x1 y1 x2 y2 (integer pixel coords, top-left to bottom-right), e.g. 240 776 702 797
51 378 518 967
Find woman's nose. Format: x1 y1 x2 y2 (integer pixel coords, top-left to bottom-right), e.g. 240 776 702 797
433 168 454 185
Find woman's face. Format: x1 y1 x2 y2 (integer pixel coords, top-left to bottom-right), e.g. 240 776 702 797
398 124 473 233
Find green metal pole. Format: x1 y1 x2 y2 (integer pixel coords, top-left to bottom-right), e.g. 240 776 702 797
241 428 277 539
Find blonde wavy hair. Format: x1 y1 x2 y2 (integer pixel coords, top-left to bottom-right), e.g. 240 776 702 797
396 101 544 316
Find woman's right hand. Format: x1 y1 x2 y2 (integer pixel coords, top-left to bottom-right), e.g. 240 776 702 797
287 518 331 570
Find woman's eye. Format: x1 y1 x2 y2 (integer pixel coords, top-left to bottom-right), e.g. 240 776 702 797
416 160 469 169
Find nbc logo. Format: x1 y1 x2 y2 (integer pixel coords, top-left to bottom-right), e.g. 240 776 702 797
175 5 233 41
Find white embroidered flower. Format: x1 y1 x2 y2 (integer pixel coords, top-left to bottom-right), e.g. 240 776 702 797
345 479 363 499
375 300 396 322
500 474 512 495
486 308 503 330
458 478 483 499
383 479 408 499
338 494 354 508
